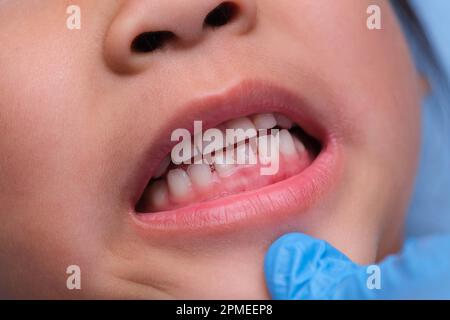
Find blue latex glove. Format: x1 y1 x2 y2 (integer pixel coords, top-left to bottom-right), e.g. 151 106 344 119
264 233 450 299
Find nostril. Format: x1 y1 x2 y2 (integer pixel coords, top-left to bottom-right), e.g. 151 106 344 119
204 2 239 28
131 31 176 53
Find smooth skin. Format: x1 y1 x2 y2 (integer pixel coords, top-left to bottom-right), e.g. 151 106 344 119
0 0 424 298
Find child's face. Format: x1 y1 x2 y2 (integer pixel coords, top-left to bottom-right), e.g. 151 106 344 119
0 0 423 298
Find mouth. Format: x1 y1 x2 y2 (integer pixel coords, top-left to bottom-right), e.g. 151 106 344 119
130 80 340 234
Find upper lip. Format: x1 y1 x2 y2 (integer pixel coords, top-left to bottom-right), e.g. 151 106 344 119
127 79 341 236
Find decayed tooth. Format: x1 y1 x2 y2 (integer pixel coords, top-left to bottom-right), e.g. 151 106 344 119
147 180 169 210
167 169 193 202
292 135 306 154
153 155 171 178
213 150 235 178
252 113 277 130
279 129 297 156
224 117 257 146
187 163 213 189
274 113 293 129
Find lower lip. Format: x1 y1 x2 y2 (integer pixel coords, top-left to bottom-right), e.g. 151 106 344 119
130 139 340 236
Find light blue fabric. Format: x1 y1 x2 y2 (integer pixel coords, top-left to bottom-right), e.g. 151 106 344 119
406 0 450 236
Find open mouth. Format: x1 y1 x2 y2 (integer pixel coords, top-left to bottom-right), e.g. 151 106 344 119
136 113 321 213
131 80 339 233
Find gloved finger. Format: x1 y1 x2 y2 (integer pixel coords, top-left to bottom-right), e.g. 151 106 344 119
264 233 366 300
373 234 450 299
265 233 450 300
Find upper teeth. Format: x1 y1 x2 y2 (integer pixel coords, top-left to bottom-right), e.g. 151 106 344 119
154 112 301 179
274 114 293 129
142 112 309 210
153 155 171 179
252 113 277 130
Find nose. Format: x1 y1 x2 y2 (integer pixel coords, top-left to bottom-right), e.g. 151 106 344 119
104 0 257 73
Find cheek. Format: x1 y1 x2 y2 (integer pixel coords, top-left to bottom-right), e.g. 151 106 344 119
270 0 422 260
313 0 422 167
0 11 107 298
0 0 110 208
274 0 422 147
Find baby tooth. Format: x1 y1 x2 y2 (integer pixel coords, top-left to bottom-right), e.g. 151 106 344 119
167 169 193 201
215 163 235 178
201 128 225 165
213 150 235 178
213 148 234 164
235 141 257 166
274 113 293 129
225 116 257 132
293 135 306 154
258 132 280 166
225 117 257 145
258 136 270 165
187 164 213 189
279 129 297 156
148 180 169 210
153 156 171 178
252 113 277 130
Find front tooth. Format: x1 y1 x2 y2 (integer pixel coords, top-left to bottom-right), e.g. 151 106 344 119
252 113 277 130
274 113 293 129
292 135 306 154
235 141 257 165
200 128 225 165
167 169 193 202
279 129 297 156
147 180 169 210
153 156 171 178
225 116 256 132
187 164 213 189
225 117 257 146
214 150 235 177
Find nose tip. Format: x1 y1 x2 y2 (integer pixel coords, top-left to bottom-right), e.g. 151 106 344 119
104 0 257 74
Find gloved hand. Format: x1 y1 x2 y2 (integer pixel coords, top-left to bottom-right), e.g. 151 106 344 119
264 233 450 299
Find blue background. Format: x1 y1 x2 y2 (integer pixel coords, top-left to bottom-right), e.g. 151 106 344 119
406 0 450 236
